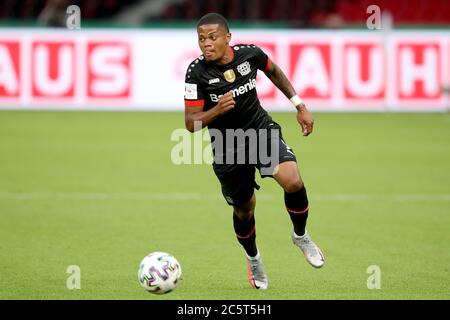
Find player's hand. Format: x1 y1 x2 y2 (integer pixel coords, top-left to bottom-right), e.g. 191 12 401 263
296 103 314 136
216 91 235 115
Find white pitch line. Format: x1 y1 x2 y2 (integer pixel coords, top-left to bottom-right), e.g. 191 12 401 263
392 194 450 201
0 192 449 202
0 192 204 201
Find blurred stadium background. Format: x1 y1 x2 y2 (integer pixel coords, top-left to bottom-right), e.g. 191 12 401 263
1 0 450 27
0 0 449 300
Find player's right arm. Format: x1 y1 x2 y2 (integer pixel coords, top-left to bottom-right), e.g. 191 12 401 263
185 92 235 133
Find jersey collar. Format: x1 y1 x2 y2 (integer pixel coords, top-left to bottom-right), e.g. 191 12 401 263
209 46 235 67
229 46 234 61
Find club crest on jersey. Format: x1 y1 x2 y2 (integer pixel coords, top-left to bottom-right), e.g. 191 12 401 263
237 61 251 76
223 69 236 83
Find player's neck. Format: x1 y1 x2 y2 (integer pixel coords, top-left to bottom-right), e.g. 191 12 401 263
216 46 234 65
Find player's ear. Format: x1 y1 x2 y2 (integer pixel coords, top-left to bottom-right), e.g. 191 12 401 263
226 32 232 44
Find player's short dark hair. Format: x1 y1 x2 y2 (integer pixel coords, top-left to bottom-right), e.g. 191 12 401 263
197 13 229 33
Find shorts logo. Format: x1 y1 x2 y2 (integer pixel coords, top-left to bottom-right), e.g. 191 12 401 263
281 139 295 156
225 196 235 205
237 61 251 76
223 69 236 83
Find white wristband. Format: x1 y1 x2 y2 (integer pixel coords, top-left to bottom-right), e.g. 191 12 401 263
290 95 303 107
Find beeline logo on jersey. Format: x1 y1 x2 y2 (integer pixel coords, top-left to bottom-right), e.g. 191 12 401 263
210 78 257 102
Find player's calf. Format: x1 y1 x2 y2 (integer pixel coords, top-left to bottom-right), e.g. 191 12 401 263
285 184 309 237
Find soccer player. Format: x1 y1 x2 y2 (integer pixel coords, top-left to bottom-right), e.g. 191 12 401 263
184 13 324 290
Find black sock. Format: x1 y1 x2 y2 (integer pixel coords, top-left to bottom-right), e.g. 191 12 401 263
284 185 309 237
233 212 258 257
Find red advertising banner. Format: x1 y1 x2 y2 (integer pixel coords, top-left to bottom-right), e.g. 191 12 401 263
0 29 448 111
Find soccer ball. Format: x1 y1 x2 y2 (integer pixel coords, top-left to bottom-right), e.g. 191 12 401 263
138 251 182 294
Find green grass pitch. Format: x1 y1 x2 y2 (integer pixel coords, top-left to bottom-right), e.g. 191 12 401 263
0 111 449 300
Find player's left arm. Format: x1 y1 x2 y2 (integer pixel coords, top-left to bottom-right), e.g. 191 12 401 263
264 60 314 136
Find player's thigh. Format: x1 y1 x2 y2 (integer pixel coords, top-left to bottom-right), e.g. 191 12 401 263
258 121 296 176
214 165 257 208
273 161 303 193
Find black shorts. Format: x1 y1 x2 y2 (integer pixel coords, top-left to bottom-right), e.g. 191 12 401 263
212 121 297 206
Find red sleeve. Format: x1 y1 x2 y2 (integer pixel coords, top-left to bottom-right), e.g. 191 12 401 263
184 99 205 108
264 57 271 72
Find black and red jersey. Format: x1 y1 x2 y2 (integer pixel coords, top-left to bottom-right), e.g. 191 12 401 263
184 44 273 132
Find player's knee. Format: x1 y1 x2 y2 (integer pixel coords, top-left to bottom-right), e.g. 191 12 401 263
234 207 254 221
283 178 303 193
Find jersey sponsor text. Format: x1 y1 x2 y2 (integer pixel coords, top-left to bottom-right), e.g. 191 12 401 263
209 78 257 102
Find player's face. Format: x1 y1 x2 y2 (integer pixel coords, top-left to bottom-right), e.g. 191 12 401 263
197 24 231 62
